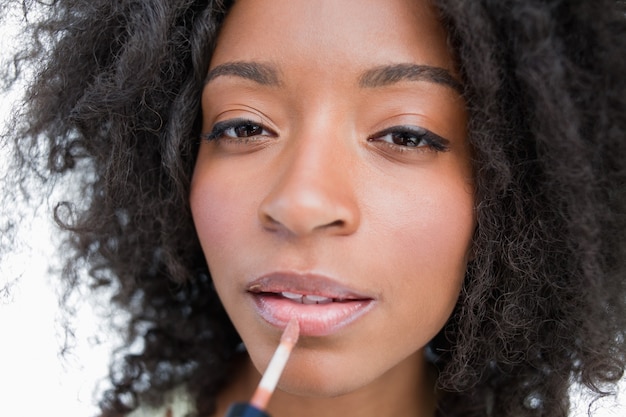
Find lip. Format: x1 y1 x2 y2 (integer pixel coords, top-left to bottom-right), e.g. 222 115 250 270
246 272 376 337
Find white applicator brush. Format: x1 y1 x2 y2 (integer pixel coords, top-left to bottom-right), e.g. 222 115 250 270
225 318 300 417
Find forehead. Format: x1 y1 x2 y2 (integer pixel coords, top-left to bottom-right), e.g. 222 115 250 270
211 0 456 77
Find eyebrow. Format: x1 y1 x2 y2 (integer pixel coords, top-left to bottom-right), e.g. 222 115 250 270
205 61 463 94
205 61 281 86
358 63 463 94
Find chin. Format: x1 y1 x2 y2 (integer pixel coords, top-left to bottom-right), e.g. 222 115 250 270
276 371 366 399
267 347 425 400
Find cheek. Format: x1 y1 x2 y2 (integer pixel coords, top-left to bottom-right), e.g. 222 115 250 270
410 186 474 268
370 170 474 266
372 174 474 327
189 165 253 274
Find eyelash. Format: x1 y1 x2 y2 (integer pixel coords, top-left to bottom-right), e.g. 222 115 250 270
366 126 450 153
200 118 275 143
201 119 449 153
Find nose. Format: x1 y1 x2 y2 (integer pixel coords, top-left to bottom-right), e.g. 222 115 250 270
258 130 360 238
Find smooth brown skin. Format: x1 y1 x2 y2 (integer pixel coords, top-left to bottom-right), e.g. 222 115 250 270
190 0 475 416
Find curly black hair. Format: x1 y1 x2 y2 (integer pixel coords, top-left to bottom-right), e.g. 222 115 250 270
3 0 626 416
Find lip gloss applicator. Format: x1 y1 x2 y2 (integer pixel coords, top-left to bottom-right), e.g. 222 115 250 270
225 318 300 417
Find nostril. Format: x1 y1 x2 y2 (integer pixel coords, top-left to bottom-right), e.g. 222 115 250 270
259 207 352 236
321 219 345 230
259 212 283 231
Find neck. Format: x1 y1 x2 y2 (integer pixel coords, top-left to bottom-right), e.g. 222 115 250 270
214 350 437 417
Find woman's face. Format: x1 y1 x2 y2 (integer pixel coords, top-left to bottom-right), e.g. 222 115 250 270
191 0 474 399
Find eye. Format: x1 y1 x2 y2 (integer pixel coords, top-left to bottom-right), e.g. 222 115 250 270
367 125 449 153
201 118 275 142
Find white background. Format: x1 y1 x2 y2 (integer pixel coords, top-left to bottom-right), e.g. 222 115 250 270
1 8 625 417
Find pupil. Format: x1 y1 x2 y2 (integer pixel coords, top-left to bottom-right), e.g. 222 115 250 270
393 132 419 147
235 123 261 137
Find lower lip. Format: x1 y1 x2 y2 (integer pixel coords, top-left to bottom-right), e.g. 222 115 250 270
250 294 374 337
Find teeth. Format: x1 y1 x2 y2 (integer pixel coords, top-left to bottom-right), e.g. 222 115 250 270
303 294 332 304
280 292 333 304
281 292 303 301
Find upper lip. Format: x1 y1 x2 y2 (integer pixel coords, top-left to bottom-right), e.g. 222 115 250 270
246 272 374 300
